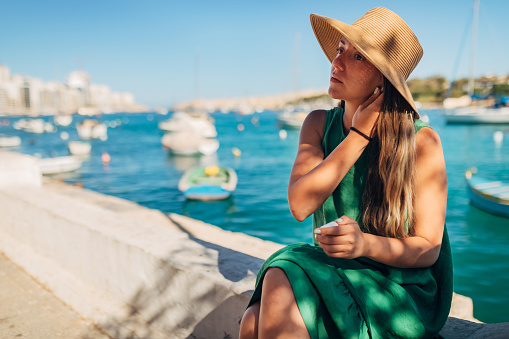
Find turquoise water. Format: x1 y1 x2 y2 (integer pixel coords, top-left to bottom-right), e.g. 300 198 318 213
1 109 508 323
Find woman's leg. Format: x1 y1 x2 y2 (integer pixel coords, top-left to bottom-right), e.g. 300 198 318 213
239 302 260 339
258 267 310 339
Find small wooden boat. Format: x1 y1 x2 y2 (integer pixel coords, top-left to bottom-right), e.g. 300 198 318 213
37 156 83 175
178 166 238 201
465 168 509 217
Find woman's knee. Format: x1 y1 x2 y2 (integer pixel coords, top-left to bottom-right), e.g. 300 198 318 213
239 302 260 339
262 267 293 299
263 267 291 290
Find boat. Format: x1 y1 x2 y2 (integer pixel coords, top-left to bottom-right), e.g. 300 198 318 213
68 141 92 155
77 106 102 116
178 166 238 201
76 119 108 140
0 134 21 147
158 111 217 138
19 119 56 134
161 131 219 156
37 156 83 175
443 106 509 124
442 0 509 124
276 111 308 129
54 115 73 127
465 168 509 218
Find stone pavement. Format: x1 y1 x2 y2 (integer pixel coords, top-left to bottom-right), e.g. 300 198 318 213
0 252 110 339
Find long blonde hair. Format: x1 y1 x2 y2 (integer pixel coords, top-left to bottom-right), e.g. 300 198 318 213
362 78 419 238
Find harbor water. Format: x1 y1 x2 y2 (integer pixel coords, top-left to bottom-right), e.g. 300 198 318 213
1 109 508 323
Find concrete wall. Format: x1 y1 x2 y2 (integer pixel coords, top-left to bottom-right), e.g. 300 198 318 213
0 152 508 338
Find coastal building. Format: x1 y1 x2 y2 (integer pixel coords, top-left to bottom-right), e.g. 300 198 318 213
0 64 147 116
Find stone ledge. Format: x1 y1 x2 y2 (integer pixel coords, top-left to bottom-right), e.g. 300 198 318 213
0 152 507 338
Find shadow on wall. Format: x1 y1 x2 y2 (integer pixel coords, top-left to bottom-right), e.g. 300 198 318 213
168 215 266 283
81 215 264 339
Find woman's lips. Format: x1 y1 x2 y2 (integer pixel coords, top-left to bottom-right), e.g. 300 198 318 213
330 77 342 83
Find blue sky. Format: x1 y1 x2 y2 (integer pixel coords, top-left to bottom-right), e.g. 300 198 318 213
1 0 508 107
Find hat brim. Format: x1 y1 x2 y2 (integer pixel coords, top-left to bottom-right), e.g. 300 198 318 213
310 13 420 116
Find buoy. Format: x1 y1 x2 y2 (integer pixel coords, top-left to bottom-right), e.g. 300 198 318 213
279 129 287 140
232 147 241 157
102 152 111 165
493 131 503 146
237 123 245 131
60 131 69 140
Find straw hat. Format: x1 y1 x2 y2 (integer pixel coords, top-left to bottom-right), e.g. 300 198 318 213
310 7 422 114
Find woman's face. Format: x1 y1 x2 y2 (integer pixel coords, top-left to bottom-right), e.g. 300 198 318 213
328 38 383 103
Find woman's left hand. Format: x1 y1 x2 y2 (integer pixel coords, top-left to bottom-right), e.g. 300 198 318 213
314 215 366 259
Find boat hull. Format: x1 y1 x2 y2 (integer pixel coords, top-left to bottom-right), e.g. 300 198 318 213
465 170 509 218
183 185 232 201
443 107 509 124
37 156 82 175
0 135 21 147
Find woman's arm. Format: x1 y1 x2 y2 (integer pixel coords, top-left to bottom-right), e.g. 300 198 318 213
287 110 370 221
315 127 448 268
288 90 384 222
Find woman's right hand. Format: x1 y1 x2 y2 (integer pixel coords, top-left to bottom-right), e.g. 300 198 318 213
351 87 384 138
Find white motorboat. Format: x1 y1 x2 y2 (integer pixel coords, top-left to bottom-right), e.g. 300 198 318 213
161 130 219 156
13 119 28 130
37 156 82 175
78 106 102 116
0 134 21 147
76 119 108 140
20 119 56 134
158 111 217 138
442 106 509 124
54 115 73 127
276 111 308 129
68 141 92 155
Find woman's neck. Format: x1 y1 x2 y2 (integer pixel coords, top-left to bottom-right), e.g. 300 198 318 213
342 101 357 134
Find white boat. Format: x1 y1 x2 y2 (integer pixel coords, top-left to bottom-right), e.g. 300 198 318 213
442 0 509 124
78 106 102 116
158 111 217 138
178 166 238 201
0 134 21 147
442 106 509 124
20 119 56 134
276 111 308 129
68 141 92 155
37 156 82 175
161 131 219 156
13 119 28 130
76 119 108 140
54 115 73 127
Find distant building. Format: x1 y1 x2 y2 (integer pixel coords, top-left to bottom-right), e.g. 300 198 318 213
0 64 147 115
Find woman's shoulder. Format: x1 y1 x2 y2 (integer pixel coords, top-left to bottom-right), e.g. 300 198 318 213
303 107 342 133
415 124 443 158
301 109 327 136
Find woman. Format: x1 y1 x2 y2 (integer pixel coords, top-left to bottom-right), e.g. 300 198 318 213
240 7 453 339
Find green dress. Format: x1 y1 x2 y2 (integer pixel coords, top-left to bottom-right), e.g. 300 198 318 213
247 107 453 338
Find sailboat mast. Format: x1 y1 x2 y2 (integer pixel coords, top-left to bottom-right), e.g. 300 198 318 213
293 31 301 94
468 0 480 97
